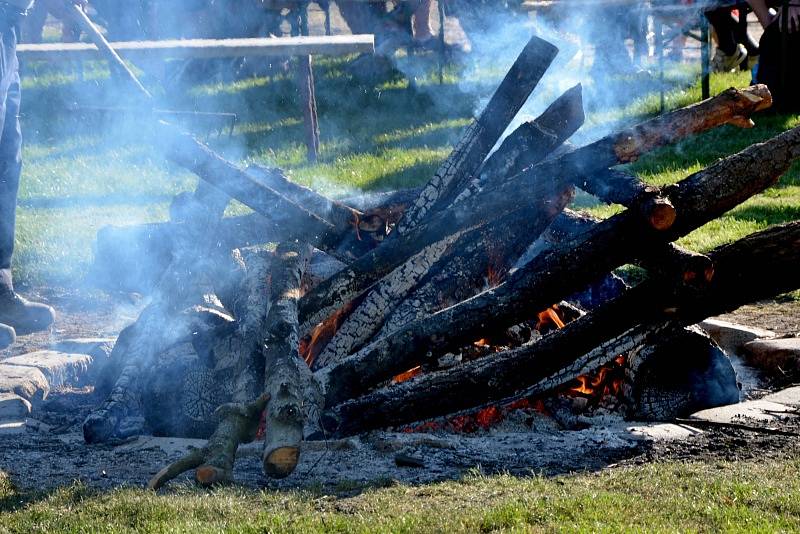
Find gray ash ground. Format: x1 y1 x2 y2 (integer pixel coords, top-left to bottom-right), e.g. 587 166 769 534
1 288 799 493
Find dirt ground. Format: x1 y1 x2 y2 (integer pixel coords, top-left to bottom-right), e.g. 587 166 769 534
1 287 799 493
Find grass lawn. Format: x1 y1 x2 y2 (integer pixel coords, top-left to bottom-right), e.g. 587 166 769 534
3 459 800 532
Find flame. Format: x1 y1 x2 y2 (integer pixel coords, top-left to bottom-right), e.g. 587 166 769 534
402 397 548 434
569 355 627 398
298 301 354 367
474 338 491 348
535 305 566 331
392 365 422 383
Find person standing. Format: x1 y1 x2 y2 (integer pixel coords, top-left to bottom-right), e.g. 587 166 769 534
0 0 58 349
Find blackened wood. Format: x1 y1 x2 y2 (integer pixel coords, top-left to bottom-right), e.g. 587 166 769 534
323 221 800 435
578 168 676 231
552 210 713 285
317 125 800 406
311 87 585 362
393 35 558 236
161 124 359 259
298 86 772 328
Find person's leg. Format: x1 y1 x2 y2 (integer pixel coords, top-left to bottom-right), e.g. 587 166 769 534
706 7 738 54
707 7 748 71
0 22 54 336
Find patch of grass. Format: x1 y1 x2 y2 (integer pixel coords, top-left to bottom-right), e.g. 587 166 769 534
3 460 800 532
12 56 800 287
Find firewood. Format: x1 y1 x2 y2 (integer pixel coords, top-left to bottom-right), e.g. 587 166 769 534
148 394 270 489
550 210 713 285
298 86 772 332
161 124 360 260
261 243 313 479
393 35 559 236
322 221 800 435
317 125 800 407
310 86 586 366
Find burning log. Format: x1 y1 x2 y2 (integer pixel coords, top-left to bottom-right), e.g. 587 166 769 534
297 85 772 333
321 221 800 435
317 124 800 408
309 85 586 368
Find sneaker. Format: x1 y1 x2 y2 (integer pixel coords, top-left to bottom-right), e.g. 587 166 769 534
0 293 55 335
711 44 747 73
0 323 15 350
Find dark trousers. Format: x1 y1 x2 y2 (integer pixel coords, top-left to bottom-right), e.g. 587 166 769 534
705 6 759 56
0 18 21 291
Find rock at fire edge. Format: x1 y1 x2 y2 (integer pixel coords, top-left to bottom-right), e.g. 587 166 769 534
0 392 31 420
698 318 777 356
742 337 800 379
3 351 94 389
0 365 49 404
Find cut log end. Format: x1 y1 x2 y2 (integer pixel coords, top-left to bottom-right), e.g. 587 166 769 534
263 447 300 478
195 465 231 487
645 198 677 231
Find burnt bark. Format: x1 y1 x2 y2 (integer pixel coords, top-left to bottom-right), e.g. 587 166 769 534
323 221 800 435
310 86 586 366
394 35 559 236
317 125 800 406
298 86 772 330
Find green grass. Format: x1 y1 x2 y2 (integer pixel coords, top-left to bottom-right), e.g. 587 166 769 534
14 56 800 286
3 459 800 532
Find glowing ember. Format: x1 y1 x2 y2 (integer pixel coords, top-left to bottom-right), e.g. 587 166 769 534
392 365 422 383
402 398 548 434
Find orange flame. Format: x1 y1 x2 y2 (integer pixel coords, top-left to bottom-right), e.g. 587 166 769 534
569 355 627 398
298 301 354 367
392 365 422 383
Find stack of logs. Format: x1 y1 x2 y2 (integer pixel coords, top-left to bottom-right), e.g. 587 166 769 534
81 34 800 489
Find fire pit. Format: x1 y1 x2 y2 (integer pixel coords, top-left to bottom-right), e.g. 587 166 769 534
63 33 800 490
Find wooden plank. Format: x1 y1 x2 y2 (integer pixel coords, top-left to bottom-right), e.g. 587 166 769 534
17 35 375 62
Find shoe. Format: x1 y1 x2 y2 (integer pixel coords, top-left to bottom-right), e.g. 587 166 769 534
0 293 55 335
0 323 15 350
711 44 747 73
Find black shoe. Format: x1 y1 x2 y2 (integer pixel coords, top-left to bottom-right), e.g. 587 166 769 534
0 322 15 349
0 293 55 335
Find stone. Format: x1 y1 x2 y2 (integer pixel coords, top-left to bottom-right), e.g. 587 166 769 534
627 423 704 441
52 338 113 360
0 393 31 420
761 386 800 407
698 319 776 355
0 364 49 403
3 351 94 389
690 399 795 424
741 337 800 378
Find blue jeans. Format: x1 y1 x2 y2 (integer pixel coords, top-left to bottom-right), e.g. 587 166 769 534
0 15 21 290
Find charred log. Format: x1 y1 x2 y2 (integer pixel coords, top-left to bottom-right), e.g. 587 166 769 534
298 86 772 331
394 35 558 236
322 221 800 435
318 125 800 407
